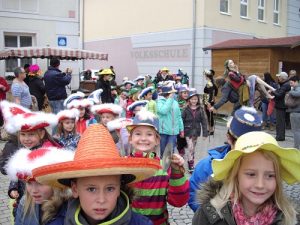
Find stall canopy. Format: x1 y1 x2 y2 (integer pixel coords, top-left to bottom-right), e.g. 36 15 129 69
0 47 108 60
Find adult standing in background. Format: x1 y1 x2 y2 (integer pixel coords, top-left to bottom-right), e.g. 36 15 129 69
96 68 114 103
11 67 32 109
287 75 300 148
270 71 291 141
26 64 46 111
44 58 72 114
0 76 10 126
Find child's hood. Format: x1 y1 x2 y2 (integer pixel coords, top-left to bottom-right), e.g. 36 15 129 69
196 179 223 205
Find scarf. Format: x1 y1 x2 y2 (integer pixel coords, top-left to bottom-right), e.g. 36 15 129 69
232 200 278 225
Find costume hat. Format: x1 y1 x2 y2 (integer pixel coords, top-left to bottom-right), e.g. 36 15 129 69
127 100 148 112
134 75 145 82
138 87 154 100
212 131 300 184
126 108 159 132
187 88 199 99
0 100 30 122
227 106 262 138
87 89 103 105
123 80 135 86
57 108 80 122
177 84 189 93
6 147 73 183
32 124 161 186
98 69 114 76
91 103 122 116
0 100 57 133
28 64 42 76
107 118 133 131
160 82 177 94
64 92 93 109
161 67 169 72
128 87 140 96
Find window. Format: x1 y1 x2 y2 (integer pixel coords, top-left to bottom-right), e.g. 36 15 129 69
4 34 33 72
2 0 38 12
258 0 265 21
240 0 248 18
273 0 280 24
220 0 229 14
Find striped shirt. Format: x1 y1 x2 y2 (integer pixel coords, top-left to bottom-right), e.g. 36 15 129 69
11 81 32 108
131 158 189 225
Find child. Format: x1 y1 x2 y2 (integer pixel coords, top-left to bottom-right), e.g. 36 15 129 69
64 91 97 134
6 147 73 225
114 89 128 117
91 103 122 143
126 87 140 118
192 131 300 225
176 84 189 156
138 86 157 115
0 100 60 216
157 83 184 157
127 100 149 118
32 124 161 225
182 89 208 172
54 108 81 151
126 109 189 225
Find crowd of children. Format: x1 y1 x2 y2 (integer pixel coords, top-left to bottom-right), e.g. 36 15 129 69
0 64 299 225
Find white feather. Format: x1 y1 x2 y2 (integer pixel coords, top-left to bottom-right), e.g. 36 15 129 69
91 103 122 116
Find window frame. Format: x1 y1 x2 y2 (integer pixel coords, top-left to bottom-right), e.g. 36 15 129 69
240 0 249 18
258 0 265 22
2 0 39 13
220 0 230 15
273 0 280 25
4 33 34 73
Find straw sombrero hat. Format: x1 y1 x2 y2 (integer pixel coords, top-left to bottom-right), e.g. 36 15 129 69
212 131 300 184
32 124 161 187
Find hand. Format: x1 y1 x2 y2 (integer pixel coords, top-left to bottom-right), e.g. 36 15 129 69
66 68 72 74
179 131 184 138
0 84 5 90
171 153 184 171
208 106 215 112
10 190 19 199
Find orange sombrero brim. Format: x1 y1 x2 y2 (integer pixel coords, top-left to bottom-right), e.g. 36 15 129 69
33 157 161 187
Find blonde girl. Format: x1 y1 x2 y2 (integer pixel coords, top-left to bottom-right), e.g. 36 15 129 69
192 131 300 225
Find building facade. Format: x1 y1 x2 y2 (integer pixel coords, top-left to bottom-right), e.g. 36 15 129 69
83 0 299 91
0 0 81 89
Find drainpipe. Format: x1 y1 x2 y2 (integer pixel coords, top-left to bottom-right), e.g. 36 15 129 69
79 0 84 88
191 0 196 87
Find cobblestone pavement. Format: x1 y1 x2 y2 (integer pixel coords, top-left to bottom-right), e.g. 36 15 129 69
0 124 299 225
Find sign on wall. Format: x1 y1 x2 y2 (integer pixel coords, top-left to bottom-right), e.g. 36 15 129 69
58 37 67 46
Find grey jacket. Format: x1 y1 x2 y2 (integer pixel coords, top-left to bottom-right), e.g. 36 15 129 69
192 180 287 225
287 84 300 113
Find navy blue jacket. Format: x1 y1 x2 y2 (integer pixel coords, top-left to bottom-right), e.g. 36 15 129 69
44 66 71 101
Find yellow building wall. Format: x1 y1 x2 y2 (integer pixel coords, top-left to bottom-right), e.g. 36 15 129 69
203 0 287 38
84 0 193 41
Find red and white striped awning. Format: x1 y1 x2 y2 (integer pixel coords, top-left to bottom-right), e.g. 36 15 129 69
0 47 108 60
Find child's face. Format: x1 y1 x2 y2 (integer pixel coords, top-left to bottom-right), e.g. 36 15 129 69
71 175 121 224
189 95 199 106
100 113 115 126
19 129 45 148
145 92 153 100
62 119 75 132
125 84 132 90
26 181 53 204
79 108 86 118
180 91 189 100
129 126 159 152
237 151 276 215
120 92 127 100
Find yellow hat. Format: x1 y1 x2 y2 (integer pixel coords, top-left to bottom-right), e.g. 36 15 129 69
161 67 169 72
98 68 114 75
212 131 300 184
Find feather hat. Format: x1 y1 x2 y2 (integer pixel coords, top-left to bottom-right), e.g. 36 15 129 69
126 100 148 112
57 108 80 122
126 108 159 132
64 92 93 109
91 103 122 116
